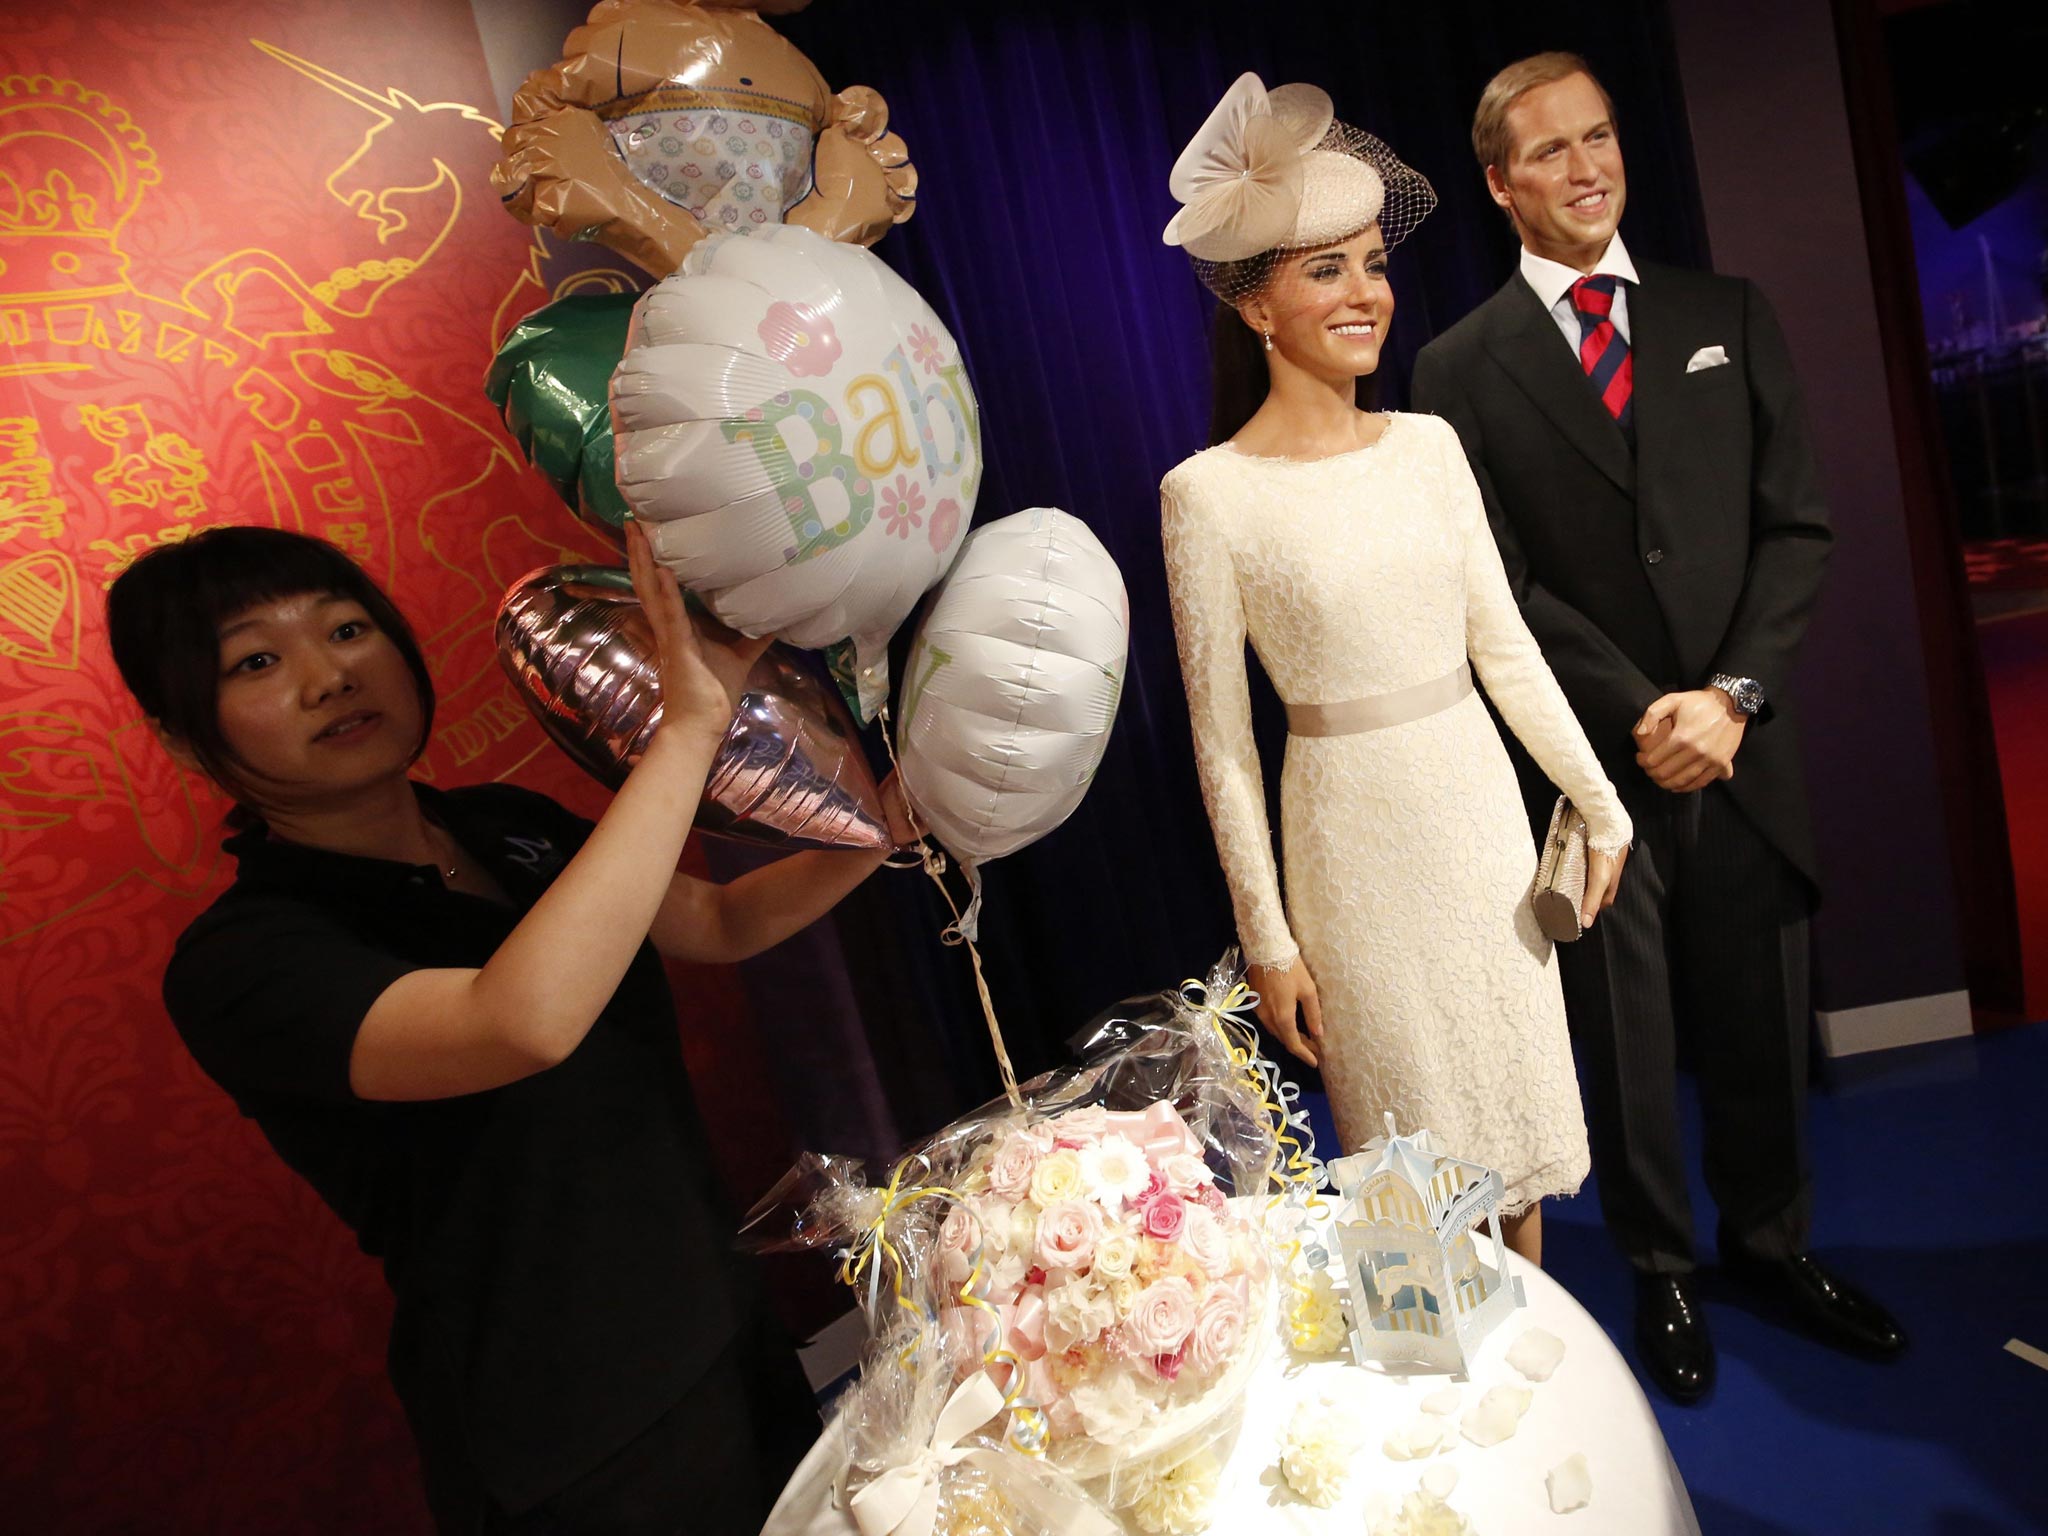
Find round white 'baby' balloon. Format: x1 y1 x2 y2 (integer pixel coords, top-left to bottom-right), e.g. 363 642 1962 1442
610 224 981 720
896 508 1128 869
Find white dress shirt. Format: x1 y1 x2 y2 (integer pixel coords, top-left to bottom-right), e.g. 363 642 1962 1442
1519 233 1639 355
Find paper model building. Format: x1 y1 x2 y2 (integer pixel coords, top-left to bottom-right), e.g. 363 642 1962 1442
1325 1116 1525 1375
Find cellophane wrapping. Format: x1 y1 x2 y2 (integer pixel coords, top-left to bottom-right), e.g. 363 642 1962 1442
744 956 1293 1534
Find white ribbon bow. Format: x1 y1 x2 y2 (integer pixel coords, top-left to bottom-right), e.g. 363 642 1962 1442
1162 72 1335 260
848 1372 1119 1536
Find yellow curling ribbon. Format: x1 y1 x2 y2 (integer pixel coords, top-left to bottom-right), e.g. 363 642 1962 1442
841 1156 963 1361
845 1157 1050 1456
956 1239 1048 1457
1180 970 1333 1350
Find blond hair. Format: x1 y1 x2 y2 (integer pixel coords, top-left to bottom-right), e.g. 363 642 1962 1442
1471 52 1615 173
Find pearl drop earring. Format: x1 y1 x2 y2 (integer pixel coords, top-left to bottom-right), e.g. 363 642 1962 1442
1262 330 1274 352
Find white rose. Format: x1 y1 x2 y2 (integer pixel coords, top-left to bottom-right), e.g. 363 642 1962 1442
1106 1273 1141 1320
1091 1227 1139 1282
1028 1149 1084 1207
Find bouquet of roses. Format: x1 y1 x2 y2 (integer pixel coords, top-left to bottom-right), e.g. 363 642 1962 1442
934 1099 1270 1472
747 956 1283 1534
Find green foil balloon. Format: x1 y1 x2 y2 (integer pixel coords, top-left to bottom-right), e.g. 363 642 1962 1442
485 292 638 545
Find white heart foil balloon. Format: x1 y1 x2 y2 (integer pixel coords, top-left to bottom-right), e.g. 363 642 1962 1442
896 508 1128 866
610 224 981 721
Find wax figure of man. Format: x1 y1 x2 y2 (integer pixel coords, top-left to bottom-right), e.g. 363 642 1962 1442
1410 52 1905 1403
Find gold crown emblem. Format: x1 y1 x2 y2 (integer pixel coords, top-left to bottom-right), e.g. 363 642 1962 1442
0 75 161 242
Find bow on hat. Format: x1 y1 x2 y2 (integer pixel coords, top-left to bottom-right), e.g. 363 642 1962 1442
1162 72 1336 261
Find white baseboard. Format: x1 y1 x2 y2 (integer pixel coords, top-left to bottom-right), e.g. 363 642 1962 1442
1815 990 1973 1057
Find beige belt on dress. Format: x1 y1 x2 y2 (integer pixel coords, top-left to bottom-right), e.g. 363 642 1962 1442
1284 663 1473 738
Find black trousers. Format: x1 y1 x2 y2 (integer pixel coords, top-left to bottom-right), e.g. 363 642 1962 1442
1556 781 1813 1275
433 1311 819 1536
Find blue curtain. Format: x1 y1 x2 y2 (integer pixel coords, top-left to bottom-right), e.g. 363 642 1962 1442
778 1 1709 1128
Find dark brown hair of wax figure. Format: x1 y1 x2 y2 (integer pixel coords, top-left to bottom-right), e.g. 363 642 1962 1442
105 525 437 828
1206 262 1376 446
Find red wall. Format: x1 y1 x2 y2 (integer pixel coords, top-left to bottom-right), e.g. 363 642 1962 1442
0 5 760 1528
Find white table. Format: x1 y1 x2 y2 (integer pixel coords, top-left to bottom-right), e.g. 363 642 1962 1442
766 1261 1698 1535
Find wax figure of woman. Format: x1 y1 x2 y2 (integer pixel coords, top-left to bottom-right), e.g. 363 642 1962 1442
1157 76 1631 1262
105 521 911 1534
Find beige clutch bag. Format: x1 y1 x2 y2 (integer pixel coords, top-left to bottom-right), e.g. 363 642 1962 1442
1531 796 1590 943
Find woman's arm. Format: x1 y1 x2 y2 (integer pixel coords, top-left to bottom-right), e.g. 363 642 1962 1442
348 523 767 1102
646 775 914 964
1444 420 1631 926
1160 473 1323 1065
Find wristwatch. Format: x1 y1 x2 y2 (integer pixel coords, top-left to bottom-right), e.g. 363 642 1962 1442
1709 673 1765 717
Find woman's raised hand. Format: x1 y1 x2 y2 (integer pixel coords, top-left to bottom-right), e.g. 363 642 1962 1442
624 520 771 746
1249 954 1324 1069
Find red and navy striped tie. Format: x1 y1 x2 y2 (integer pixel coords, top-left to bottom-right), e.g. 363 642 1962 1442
1571 275 1633 430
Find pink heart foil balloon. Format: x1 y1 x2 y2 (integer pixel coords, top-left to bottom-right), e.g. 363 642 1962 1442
496 566 890 851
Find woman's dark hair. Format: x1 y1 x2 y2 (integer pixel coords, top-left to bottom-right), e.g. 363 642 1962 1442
105 526 435 817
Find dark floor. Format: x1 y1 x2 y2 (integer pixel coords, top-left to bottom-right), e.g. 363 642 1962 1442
1309 1019 2048 1535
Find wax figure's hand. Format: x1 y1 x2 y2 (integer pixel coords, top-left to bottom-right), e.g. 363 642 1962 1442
1583 845 1628 929
1634 689 1746 793
625 520 771 747
1250 955 1324 1068
878 769 919 848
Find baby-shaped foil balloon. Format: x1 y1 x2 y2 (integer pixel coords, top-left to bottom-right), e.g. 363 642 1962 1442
611 224 980 722
491 0 917 280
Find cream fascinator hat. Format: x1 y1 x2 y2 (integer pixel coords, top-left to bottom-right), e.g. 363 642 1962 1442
1162 73 1436 301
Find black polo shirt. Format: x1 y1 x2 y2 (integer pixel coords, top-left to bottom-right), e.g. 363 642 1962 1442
163 782 744 1514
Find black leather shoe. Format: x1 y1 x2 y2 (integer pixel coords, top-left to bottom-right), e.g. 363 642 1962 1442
1634 1272 1715 1404
1723 1251 1908 1359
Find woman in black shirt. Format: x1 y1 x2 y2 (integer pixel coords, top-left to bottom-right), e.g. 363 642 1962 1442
106 522 909 1534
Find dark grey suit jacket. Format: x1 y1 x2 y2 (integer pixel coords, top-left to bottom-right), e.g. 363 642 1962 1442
1412 261 1831 886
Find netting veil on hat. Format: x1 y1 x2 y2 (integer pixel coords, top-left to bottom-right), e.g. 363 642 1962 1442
1162 73 1436 303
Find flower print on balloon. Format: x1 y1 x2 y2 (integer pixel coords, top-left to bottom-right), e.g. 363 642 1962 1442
907 322 945 375
879 476 925 539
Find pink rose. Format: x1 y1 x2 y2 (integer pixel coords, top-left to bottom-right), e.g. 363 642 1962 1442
1142 1192 1188 1243
1161 1153 1212 1197
987 1133 1040 1202
1035 1199 1105 1272
938 1205 981 1286
1177 1206 1231 1278
1137 1172 1166 1206
757 301 842 377
1183 1285 1248 1379
1152 1342 1189 1382
1051 1105 1110 1141
1123 1275 1198 1356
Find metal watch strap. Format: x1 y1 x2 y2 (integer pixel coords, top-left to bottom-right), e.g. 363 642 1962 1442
1709 672 1764 716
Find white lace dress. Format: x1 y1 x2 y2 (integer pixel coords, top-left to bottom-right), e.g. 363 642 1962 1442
1160 413 1632 1211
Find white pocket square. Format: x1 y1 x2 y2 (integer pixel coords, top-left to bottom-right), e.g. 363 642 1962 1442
1685 345 1730 373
